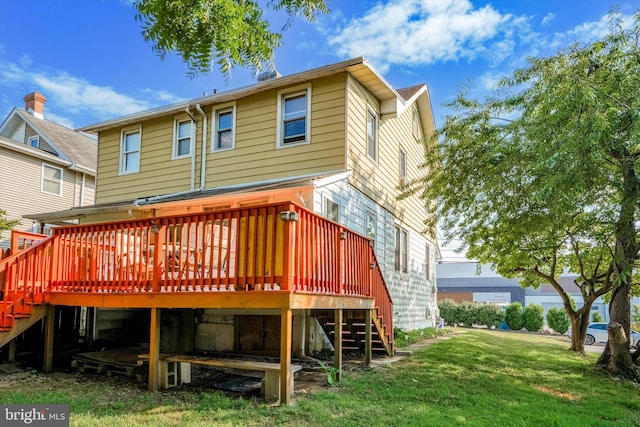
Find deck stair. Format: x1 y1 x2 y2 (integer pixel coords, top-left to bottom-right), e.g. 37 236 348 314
314 309 392 355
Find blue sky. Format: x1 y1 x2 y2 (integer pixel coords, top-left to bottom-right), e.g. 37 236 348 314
0 0 637 132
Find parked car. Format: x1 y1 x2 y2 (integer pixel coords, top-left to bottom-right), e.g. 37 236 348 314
571 323 640 346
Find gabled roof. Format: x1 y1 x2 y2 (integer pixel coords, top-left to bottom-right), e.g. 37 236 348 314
77 57 426 134
0 108 97 174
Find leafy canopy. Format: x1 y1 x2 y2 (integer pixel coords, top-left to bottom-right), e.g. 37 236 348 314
412 10 640 310
134 0 329 77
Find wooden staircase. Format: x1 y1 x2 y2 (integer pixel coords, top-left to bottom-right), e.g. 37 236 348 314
0 231 52 345
314 309 393 355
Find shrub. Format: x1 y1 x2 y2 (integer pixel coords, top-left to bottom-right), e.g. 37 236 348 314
438 299 459 326
591 311 604 323
458 300 479 327
523 303 544 332
505 302 524 330
477 304 505 329
546 307 570 334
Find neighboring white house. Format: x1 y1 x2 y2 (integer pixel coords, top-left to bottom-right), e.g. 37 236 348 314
0 92 97 249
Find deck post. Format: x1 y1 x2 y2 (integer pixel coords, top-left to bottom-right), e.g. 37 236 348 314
8 339 16 362
42 304 55 372
364 309 372 367
148 308 161 391
280 308 293 405
334 308 342 382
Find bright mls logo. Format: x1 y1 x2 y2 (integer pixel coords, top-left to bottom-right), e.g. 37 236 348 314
1 405 69 426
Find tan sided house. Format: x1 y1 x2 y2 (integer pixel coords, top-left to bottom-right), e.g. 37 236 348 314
1 58 438 404
0 92 97 249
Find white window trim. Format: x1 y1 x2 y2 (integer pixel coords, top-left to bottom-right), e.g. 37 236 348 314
323 195 339 223
119 126 142 175
399 146 407 185
413 106 421 140
41 163 63 196
211 102 236 152
276 84 312 149
28 135 39 148
367 107 378 162
394 225 408 273
172 117 194 159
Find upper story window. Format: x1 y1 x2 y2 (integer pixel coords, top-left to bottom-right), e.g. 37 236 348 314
120 128 141 174
173 119 193 158
277 85 311 148
41 163 62 195
367 108 378 161
399 147 407 184
213 105 235 151
413 106 421 139
394 226 408 273
28 135 39 148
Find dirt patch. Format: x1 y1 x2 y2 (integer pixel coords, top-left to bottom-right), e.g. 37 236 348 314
534 385 581 401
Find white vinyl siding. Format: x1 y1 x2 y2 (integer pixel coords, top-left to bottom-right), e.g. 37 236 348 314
399 147 407 184
41 163 62 195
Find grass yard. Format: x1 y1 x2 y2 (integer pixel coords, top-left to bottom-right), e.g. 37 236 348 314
1 330 639 426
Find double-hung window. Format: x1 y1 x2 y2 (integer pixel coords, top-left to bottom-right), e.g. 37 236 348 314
367 109 378 161
394 226 408 273
41 163 62 195
277 85 311 147
213 106 235 151
120 128 141 174
324 197 339 223
173 119 192 158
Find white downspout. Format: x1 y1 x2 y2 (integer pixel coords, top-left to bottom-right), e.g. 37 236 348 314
196 103 207 190
184 106 197 190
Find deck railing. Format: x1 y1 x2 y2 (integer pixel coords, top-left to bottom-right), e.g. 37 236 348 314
0 203 393 343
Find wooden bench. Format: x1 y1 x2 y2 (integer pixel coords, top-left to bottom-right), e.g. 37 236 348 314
138 354 302 402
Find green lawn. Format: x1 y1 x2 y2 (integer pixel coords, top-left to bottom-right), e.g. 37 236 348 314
2 330 639 426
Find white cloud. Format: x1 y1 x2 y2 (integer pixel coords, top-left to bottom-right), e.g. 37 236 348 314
0 61 182 126
548 12 634 50
327 0 512 72
541 13 555 26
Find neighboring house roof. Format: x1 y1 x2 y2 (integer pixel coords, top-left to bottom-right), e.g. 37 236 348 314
0 108 97 174
397 84 424 101
77 57 435 135
24 170 351 224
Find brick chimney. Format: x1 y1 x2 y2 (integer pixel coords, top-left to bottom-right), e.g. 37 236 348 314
23 92 46 119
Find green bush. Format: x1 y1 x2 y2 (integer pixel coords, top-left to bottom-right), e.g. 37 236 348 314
438 299 459 326
546 307 570 334
505 302 524 330
477 304 505 328
523 303 544 332
458 300 479 327
591 311 604 322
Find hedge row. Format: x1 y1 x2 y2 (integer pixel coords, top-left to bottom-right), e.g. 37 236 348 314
438 299 504 329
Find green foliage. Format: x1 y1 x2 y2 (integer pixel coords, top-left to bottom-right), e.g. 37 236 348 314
0 209 20 238
547 307 570 334
523 304 544 332
317 360 340 387
591 311 604 323
393 327 447 348
134 0 329 77
476 304 505 329
505 302 524 330
438 299 460 326
458 300 478 327
409 10 640 347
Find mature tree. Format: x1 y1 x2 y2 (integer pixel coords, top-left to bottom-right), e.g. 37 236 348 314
134 0 329 76
410 11 640 379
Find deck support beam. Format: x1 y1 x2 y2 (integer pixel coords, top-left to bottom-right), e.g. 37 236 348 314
42 304 55 372
365 309 372 367
334 308 342 382
279 308 293 405
148 308 161 391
